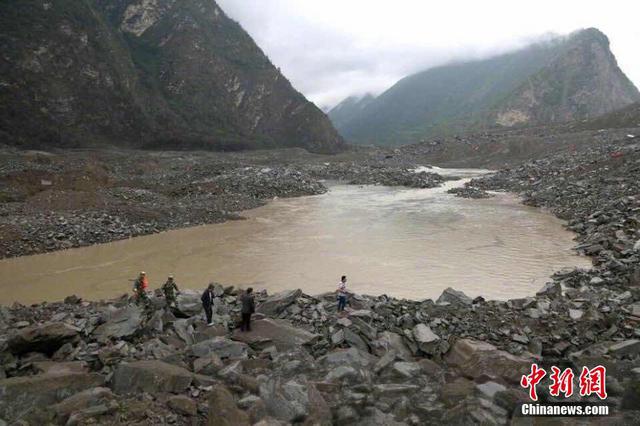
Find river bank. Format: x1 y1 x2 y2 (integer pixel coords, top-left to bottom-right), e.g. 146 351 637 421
0 148 445 259
0 279 638 425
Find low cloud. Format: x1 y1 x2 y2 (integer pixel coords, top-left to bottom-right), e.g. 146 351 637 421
217 0 640 109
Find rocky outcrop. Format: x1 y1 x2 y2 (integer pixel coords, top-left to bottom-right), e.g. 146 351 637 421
256 289 302 317
7 322 79 355
0 0 344 153
93 305 144 341
494 29 640 127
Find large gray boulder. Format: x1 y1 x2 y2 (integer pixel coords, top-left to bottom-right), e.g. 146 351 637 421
230 318 319 351
176 290 204 317
191 337 248 359
318 347 378 369
0 373 104 421
436 288 473 306
259 378 330 424
412 323 441 355
111 360 193 394
371 331 413 361
445 338 531 384
608 340 640 358
256 289 302 317
93 305 143 341
51 387 115 421
7 322 79 355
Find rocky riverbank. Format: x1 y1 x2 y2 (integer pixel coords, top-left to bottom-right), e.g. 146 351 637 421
0 279 638 425
459 133 640 289
0 148 449 259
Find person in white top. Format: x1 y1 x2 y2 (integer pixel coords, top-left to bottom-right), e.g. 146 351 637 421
336 275 348 312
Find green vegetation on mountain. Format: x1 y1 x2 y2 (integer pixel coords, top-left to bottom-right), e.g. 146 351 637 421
328 94 376 130
0 0 344 153
332 28 640 146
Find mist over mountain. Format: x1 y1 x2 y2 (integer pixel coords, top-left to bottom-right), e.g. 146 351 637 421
327 94 376 130
0 0 344 153
331 28 640 146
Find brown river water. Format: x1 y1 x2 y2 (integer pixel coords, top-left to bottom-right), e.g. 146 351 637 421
0 169 591 304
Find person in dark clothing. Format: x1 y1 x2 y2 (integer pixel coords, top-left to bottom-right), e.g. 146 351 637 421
201 283 215 326
336 275 348 313
240 287 255 332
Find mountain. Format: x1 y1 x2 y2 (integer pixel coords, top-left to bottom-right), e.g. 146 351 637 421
579 102 640 130
0 0 344 153
328 94 376 129
332 28 640 146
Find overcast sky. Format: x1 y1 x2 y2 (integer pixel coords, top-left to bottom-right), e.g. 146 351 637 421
217 0 640 110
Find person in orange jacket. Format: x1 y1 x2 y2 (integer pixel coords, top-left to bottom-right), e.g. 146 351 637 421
132 271 149 305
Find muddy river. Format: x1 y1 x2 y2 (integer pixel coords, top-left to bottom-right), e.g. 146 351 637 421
0 169 591 304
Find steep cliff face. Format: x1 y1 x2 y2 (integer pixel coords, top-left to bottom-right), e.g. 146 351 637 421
494 29 640 126
0 0 344 153
332 28 639 146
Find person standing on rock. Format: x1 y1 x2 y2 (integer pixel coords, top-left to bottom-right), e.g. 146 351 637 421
337 275 348 313
240 287 255 332
132 271 149 305
201 283 215 326
162 275 180 308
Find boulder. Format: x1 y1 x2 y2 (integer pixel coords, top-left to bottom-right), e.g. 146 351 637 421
317 347 377 369
259 377 330 424
168 395 197 416
391 361 422 379
51 387 114 420
343 328 369 352
412 323 441 355
176 290 204 317
191 337 249 359
256 289 302 317
441 377 476 407
194 354 224 375
111 360 193 394
208 384 250 426
445 339 533 383
445 338 531 384
608 340 640 358
476 381 507 399
173 318 196 345
0 373 104 421
436 288 472 306
442 394 508 424
93 305 143 341
371 331 413 361
352 407 405 426
7 322 79 355
569 309 584 320
536 282 562 298
231 318 319 351
325 366 360 383
33 361 88 375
